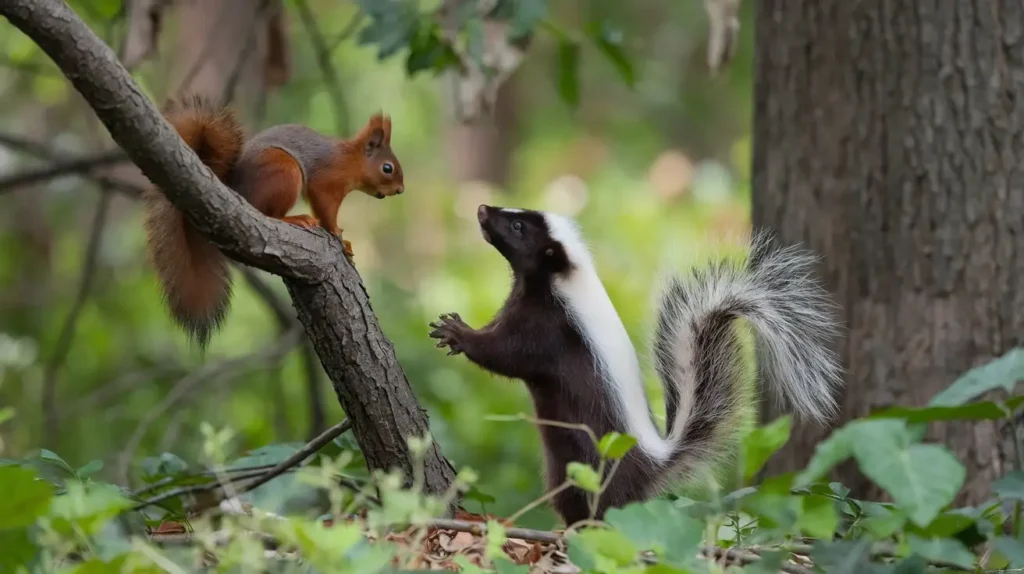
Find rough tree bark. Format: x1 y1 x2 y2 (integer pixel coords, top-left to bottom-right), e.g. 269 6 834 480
753 1 1024 504
0 0 457 505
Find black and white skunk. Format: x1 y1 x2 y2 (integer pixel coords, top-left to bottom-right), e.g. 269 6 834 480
429 205 842 525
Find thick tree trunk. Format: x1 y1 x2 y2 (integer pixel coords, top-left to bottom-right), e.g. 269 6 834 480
753 1 1024 504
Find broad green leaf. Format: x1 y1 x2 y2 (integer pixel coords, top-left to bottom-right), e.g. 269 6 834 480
994 470 1024 501
571 528 638 566
849 422 965 527
870 395 1024 423
493 560 530 574
464 485 497 505
809 539 873 574
739 416 791 483
77 459 103 477
929 348 1024 406
604 499 702 568
993 536 1024 567
0 528 39 571
555 39 580 108
508 0 547 39
485 520 506 560
794 422 857 487
38 449 74 473
857 502 906 538
585 21 634 88
892 554 929 574
49 481 133 536
598 432 637 460
0 465 53 529
798 494 838 538
566 462 600 493
907 535 975 569
139 452 189 481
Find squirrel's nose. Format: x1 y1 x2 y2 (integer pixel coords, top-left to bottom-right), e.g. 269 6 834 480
395 186 404 195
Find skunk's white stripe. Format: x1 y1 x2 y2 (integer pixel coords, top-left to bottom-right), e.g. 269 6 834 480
541 213 673 461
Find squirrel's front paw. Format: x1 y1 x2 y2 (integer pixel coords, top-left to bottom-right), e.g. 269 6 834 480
428 313 468 356
342 239 354 258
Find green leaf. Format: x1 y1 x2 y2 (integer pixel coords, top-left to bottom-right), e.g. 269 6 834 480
810 539 873 574
0 465 53 529
857 502 906 538
739 416 792 483
463 485 497 506
993 536 1024 567
930 347 1024 406
870 395 1024 423
0 528 39 571
585 21 634 88
849 421 965 527
566 462 600 493
493 560 530 574
555 39 580 108
77 459 103 478
140 452 189 481
598 432 637 460
604 499 702 568
798 494 838 538
485 520 506 560
508 0 547 39
994 470 1024 501
907 535 975 569
405 25 461 76
49 481 133 536
356 7 420 62
570 528 638 566
892 554 929 574
794 421 857 487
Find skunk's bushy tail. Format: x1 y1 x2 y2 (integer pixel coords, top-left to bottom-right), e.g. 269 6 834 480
652 230 843 475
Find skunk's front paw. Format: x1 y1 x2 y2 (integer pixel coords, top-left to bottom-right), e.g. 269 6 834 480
428 313 468 356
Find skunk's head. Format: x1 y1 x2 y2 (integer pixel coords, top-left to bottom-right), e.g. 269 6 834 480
476 205 579 277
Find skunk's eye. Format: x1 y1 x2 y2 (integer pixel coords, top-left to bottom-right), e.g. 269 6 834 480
382 162 394 175
511 221 523 233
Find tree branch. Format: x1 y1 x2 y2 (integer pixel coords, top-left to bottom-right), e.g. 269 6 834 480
3 0 456 506
0 150 127 194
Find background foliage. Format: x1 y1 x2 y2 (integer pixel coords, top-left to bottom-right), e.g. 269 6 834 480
0 0 754 529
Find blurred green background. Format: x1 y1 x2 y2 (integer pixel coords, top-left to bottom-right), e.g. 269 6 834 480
0 0 755 528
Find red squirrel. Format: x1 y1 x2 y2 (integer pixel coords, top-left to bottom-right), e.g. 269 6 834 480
429 205 842 525
143 95 404 348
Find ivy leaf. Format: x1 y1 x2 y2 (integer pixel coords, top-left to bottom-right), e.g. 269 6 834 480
598 432 637 460
603 499 701 568
907 535 975 569
555 38 580 109
794 421 858 487
585 21 634 88
849 422 965 527
929 347 1024 406
566 462 600 493
798 494 838 539
857 502 906 538
739 416 792 483
570 528 638 566
0 465 53 529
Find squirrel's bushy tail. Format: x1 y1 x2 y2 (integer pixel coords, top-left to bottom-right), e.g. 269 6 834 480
142 96 245 349
652 231 843 476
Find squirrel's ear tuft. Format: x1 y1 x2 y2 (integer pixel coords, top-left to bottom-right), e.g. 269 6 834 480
382 113 392 146
363 128 385 157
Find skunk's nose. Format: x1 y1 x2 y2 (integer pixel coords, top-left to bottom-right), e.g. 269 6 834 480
477 204 490 222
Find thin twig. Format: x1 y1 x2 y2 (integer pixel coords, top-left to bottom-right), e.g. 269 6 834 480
327 11 365 53
117 328 303 485
0 150 127 193
293 0 350 135
188 418 355 513
42 190 112 447
0 134 141 197
221 0 274 107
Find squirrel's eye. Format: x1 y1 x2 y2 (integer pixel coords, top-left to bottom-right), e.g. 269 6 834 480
382 162 394 175
511 221 523 233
